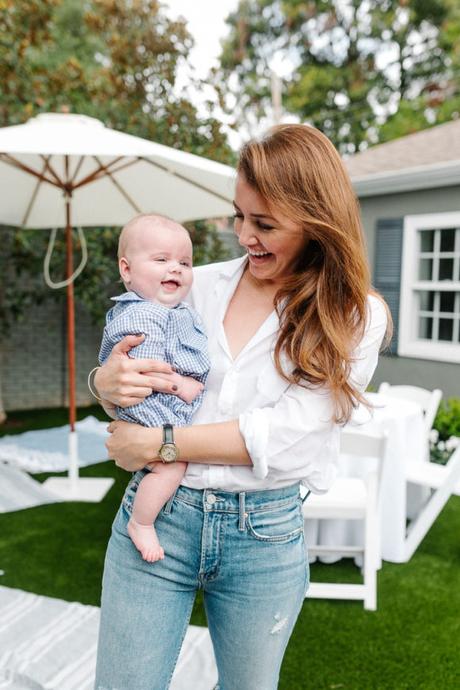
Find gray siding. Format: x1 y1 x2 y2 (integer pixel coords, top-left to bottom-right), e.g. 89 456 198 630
371 354 460 398
360 184 460 398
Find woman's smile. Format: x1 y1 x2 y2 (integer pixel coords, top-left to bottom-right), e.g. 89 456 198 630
247 248 273 266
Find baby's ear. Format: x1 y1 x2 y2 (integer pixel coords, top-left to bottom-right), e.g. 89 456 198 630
119 256 130 283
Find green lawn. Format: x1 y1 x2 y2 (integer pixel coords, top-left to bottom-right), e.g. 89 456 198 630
1 407 460 689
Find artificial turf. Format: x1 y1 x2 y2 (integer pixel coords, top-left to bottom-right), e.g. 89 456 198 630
1 407 459 689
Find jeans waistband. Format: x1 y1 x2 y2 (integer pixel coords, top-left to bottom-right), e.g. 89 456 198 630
169 483 301 515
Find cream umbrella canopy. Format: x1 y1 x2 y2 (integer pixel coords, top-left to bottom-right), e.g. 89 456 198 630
0 112 235 501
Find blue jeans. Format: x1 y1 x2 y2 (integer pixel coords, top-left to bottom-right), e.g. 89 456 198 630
95 478 309 690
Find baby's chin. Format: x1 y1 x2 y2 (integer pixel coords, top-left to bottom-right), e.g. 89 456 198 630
144 290 186 308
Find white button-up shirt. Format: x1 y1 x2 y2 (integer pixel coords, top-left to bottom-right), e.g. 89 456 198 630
182 255 388 494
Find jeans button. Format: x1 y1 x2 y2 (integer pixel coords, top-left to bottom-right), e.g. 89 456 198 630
207 493 217 505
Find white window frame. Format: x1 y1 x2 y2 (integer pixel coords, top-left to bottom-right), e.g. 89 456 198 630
399 211 460 363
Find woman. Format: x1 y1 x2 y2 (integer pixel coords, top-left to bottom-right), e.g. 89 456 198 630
93 124 389 690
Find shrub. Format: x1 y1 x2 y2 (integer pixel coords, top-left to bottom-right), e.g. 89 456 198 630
430 398 460 465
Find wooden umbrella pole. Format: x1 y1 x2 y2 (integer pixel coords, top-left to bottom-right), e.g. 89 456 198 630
65 188 79 492
65 193 76 433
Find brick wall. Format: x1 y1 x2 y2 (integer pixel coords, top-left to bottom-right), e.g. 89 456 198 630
2 298 102 411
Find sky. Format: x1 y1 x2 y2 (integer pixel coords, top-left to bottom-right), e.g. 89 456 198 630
164 0 239 78
163 0 242 147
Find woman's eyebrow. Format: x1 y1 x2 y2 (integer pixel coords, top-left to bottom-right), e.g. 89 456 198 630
250 213 276 220
232 202 276 221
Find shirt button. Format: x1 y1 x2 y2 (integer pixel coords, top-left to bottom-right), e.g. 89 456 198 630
207 493 217 505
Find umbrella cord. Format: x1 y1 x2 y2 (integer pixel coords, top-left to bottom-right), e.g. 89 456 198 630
44 227 88 289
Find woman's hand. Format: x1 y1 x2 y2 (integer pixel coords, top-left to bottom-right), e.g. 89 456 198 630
106 420 161 471
95 335 175 407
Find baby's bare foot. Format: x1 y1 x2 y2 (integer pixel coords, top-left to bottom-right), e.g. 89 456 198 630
128 518 164 562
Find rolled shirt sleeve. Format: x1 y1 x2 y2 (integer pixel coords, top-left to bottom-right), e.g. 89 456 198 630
239 294 388 491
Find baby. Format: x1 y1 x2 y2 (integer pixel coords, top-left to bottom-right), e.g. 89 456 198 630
99 214 210 562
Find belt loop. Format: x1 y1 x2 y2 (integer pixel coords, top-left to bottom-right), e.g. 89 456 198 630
164 487 178 515
238 491 246 531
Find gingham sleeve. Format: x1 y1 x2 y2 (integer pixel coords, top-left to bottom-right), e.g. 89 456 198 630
99 302 171 364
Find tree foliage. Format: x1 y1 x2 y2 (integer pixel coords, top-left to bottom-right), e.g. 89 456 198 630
0 0 234 160
214 0 460 152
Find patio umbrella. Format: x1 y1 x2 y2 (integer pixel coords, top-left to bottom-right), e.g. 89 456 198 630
0 112 235 501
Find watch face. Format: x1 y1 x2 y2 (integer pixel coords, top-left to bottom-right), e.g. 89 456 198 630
160 443 178 462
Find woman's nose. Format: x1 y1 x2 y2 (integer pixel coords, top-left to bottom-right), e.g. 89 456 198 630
237 220 256 246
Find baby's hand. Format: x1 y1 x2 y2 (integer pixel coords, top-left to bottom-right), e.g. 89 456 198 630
173 374 204 404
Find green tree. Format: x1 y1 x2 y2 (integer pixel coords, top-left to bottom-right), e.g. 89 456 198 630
0 0 234 160
369 0 460 142
214 0 460 153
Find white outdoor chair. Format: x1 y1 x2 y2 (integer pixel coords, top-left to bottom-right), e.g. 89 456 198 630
377 383 460 559
377 382 442 438
303 429 388 611
404 444 460 560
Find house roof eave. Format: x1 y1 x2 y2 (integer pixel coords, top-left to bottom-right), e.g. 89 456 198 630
351 159 460 198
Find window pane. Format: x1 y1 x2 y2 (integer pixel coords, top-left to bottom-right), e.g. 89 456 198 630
418 317 433 339
419 258 433 280
438 318 454 341
420 229 435 252
439 258 454 280
419 291 435 312
440 228 456 252
440 292 456 313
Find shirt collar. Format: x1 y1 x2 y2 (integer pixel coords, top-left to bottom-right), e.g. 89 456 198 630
111 290 143 302
214 255 248 297
217 255 248 280
110 291 187 310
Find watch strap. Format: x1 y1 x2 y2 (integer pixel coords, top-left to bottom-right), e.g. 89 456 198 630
163 423 174 444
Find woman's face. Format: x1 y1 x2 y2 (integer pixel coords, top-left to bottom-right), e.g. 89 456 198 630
233 174 307 285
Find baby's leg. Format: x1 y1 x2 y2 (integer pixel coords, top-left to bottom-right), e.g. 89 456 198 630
128 462 187 563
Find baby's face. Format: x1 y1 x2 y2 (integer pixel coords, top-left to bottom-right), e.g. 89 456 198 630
119 224 193 307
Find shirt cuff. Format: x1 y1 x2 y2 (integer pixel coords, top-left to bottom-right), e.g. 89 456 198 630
239 409 270 479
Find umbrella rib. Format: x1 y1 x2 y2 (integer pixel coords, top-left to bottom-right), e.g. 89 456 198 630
91 158 142 179
92 155 142 213
72 156 125 189
22 159 49 226
141 157 234 204
70 155 85 185
0 153 63 189
40 155 64 187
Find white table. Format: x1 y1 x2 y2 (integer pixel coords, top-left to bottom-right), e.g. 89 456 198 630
305 392 426 564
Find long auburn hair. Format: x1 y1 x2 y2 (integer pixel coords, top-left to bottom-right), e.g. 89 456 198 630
238 124 391 424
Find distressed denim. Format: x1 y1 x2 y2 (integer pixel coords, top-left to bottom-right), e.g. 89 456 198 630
95 479 309 690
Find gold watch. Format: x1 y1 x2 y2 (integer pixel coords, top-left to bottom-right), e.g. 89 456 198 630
158 424 179 463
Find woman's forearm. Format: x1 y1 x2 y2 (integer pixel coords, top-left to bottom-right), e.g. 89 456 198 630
176 421 251 466
106 419 252 471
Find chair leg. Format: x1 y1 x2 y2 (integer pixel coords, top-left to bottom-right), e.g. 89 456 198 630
363 472 378 611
